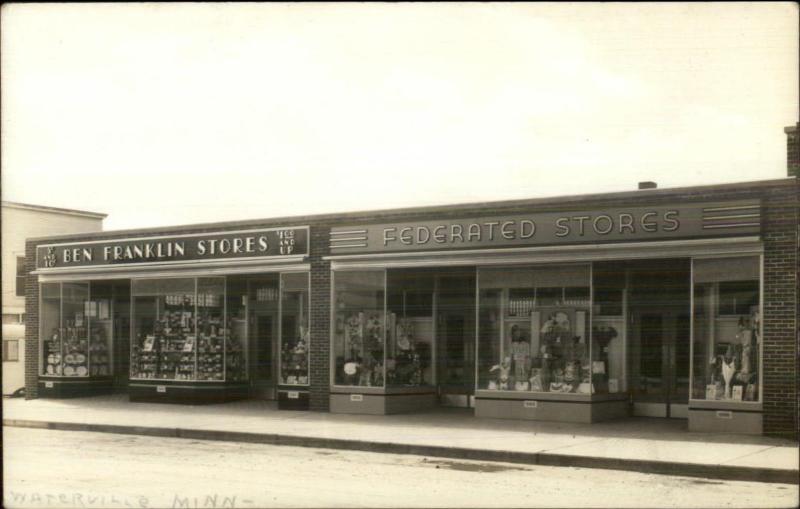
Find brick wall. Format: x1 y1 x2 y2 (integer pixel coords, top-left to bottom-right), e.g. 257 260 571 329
24 241 39 399
760 184 799 440
309 225 331 411
787 124 799 179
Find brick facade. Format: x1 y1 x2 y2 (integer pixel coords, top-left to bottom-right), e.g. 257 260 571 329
24 178 798 437
309 225 331 411
787 124 799 179
24 241 40 399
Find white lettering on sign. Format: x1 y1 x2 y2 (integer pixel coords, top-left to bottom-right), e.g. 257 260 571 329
523 400 538 409
39 227 307 269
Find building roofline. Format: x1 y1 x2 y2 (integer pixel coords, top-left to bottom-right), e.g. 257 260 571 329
25 176 797 243
2 201 108 220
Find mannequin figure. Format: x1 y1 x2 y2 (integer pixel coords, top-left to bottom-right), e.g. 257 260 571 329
490 357 512 390
529 367 543 392
721 357 736 399
509 325 531 386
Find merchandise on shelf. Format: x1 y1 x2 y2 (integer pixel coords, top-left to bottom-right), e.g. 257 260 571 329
89 324 111 376
336 311 384 386
62 320 89 377
226 318 246 382
486 306 590 393
386 317 425 386
44 328 62 376
280 324 309 385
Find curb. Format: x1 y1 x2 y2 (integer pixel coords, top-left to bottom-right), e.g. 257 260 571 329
4 418 797 484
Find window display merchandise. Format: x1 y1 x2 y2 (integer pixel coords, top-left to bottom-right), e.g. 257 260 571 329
386 270 434 387
333 271 386 387
40 282 114 379
279 273 310 386
478 265 592 394
131 277 247 382
692 256 761 402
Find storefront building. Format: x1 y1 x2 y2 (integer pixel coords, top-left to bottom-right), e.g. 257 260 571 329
23 175 798 438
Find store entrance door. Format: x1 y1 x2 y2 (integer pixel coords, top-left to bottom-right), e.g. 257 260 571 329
250 313 276 399
629 259 691 419
435 269 476 407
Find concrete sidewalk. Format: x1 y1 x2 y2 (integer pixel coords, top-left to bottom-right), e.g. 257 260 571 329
3 395 798 484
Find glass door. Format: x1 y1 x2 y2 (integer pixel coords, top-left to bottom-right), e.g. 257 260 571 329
631 307 690 418
435 269 476 407
628 258 691 419
247 275 279 399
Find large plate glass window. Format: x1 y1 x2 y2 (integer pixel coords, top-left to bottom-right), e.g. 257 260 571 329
41 283 62 376
131 278 197 380
225 277 248 382
62 283 90 377
692 256 761 402
40 281 113 378
280 272 310 386
88 281 114 377
591 261 627 394
386 270 435 387
333 270 385 387
478 265 591 393
196 278 225 381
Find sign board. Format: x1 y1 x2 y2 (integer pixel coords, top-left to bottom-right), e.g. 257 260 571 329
156 385 167 393
37 227 309 270
523 400 538 409
287 391 300 399
329 200 760 254
350 394 364 402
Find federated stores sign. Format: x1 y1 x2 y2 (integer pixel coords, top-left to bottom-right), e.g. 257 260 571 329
328 200 761 254
36 227 309 270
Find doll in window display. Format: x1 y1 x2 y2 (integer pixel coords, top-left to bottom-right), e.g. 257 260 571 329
509 325 531 391
342 314 363 385
489 357 512 390
389 318 424 386
539 312 570 392
732 315 758 401
591 325 618 393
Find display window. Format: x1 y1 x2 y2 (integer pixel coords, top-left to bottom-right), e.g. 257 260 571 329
691 256 761 403
225 277 248 382
88 281 114 377
131 276 258 382
591 262 627 394
131 278 198 380
40 281 114 378
386 270 435 387
332 270 386 387
477 265 592 394
279 272 310 386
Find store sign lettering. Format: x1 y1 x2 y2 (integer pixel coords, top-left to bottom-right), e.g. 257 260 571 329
37 227 309 270
330 200 760 254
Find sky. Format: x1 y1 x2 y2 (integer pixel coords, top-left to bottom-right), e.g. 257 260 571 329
2 2 798 231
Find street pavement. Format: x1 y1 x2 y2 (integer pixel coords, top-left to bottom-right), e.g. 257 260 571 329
4 426 799 509
3 394 798 484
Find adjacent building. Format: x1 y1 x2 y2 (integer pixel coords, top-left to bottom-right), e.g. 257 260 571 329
2 202 105 395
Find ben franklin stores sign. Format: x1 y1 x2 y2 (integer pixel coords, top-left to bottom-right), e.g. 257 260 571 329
36 227 309 269
329 200 761 254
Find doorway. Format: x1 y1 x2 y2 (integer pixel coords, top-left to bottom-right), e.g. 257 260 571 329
628 259 691 418
247 275 279 399
435 269 476 407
